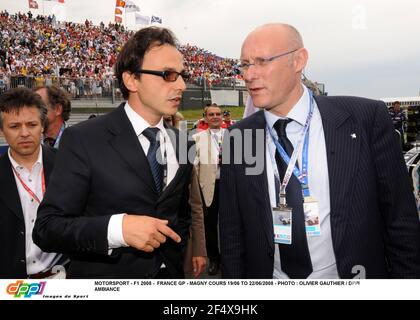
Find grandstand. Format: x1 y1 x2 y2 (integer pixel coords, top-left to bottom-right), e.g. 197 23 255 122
0 9 326 127
0 10 242 91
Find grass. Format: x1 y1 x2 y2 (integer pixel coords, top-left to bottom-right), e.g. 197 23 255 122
178 106 245 121
73 106 245 121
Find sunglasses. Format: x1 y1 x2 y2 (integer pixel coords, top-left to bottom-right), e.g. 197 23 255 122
136 69 190 82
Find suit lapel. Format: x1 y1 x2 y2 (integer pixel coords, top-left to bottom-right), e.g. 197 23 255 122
0 153 24 221
106 104 157 195
316 96 360 252
248 111 274 250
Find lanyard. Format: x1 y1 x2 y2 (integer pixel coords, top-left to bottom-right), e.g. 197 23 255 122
210 129 223 165
12 166 45 204
267 91 315 203
53 124 66 148
211 130 222 148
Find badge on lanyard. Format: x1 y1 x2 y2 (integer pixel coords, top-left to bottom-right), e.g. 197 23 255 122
268 89 322 242
303 196 321 237
273 203 292 245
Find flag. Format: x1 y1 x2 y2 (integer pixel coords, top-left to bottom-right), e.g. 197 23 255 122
125 0 140 13
115 15 122 23
28 0 39 9
115 8 123 15
151 15 162 24
116 0 125 8
135 13 150 25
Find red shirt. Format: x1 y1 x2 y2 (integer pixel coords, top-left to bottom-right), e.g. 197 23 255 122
222 120 236 128
197 119 209 131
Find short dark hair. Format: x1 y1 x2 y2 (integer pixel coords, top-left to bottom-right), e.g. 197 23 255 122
392 101 401 106
205 104 221 116
115 27 178 100
0 87 47 130
35 85 72 121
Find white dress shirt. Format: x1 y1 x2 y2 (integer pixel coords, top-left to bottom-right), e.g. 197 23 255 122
8 148 62 275
265 85 340 279
107 102 180 249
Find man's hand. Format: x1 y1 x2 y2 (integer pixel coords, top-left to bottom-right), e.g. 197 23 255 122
192 256 207 277
122 215 181 252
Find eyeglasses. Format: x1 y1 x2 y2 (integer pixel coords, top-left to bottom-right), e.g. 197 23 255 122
207 112 222 117
136 69 190 82
238 48 299 73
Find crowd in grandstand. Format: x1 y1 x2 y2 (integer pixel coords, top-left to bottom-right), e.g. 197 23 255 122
0 10 242 96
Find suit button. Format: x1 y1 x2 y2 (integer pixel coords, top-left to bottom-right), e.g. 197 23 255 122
20 259 25 264
269 252 274 258
20 231 24 236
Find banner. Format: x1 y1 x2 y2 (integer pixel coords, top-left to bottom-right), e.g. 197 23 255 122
210 90 239 106
125 0 140 13
115 0 125 24
135 13 150 26
28 0 39 9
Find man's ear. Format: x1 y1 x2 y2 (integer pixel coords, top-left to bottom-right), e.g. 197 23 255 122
122 72 138 93
294 48 308 74
55 104 63 116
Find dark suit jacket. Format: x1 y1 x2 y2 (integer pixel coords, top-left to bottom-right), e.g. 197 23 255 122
219 96 420 279
33 104 195 278
0 146 56 278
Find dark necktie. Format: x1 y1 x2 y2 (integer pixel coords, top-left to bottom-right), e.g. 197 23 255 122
142 127 164 194
273 119 313 279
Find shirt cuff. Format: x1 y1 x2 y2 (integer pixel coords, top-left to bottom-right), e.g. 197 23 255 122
107 213 129 250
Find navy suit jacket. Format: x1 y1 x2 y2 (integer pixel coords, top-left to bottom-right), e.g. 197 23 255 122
33 104 194 278
0 146 57 278
219 96 420 279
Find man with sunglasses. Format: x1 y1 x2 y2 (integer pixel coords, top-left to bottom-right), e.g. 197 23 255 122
193 104 224 275
219 23 420 279
34 27 196 278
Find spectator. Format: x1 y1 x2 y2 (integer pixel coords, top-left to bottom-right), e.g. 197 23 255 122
221 110 236 128
34 85 71 148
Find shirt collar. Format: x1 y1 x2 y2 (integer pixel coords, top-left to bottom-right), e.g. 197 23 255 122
209 128 222 134
124 102 165 136
8 146 43 171
264 84 310 129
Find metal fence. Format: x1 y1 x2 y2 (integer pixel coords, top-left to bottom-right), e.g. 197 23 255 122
5 75 118 100
1 75 247 108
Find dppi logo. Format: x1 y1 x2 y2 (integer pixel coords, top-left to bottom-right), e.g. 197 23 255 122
6 280 46 298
